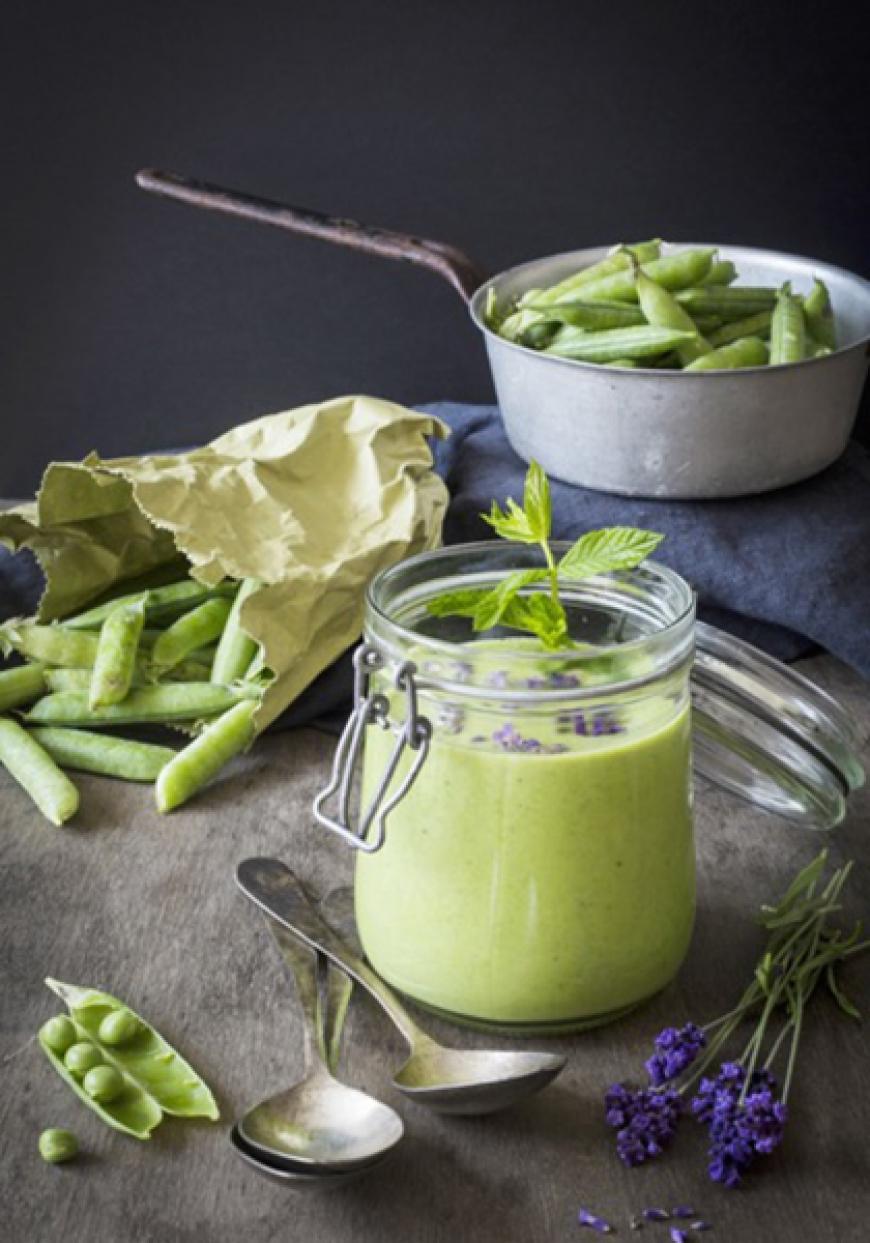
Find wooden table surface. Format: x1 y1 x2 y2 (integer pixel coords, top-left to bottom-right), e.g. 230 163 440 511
1 653 868 1243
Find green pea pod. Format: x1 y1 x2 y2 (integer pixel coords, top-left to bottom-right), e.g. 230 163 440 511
684 336 769 371
690 314 724 334
802 278 836 349
0 662 47 711
708 310 773 348
0 622 100 669
0 716 79 826
29 727 177 782
519 239 662 308
25 682 259 727
546 325 696 363
769 283 806 364
603 358 639 368
38 1031 162 1140
43 977 219 1126
151 599 234 673
496 307 547 343
519 320 561 350
568 248 717 305
523 298 645 330
699 259 738 286
44 659 211 693
675 287 778 318
635 269 712 365
64 580 237 631
89 599 146 709
156 699 258 813
211 580 261 685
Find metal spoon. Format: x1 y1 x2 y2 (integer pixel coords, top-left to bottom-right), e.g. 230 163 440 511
237 917 404 1170
236 858 566 1115
229 1124 384 1188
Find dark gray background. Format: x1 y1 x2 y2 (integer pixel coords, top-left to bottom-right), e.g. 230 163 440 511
2 0 868 494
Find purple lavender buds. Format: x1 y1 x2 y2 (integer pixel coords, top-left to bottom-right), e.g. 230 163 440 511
605 1084 682 1167
642 1208 670 1222
690 1063 786 1188
669 1230 689 1243
670 1206 695 1219
578 1207 614 1233
645 1023 706 1086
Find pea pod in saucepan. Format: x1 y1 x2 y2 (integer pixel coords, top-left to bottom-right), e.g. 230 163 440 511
769 282 807 364
521 298 645 331
44 978 219 1124
568 248 717 305
684 336 769 371
545 325 697 363
519 239 662 308
675 286 778 318
635 268 712 365
802 278 836 350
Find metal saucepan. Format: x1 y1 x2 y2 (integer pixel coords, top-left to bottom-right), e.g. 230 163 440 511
136 170 870 500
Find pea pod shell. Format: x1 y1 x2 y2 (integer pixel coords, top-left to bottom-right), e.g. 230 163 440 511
38 1032 162 1139
546 325 696 362
45 978 219 1120
0 662 47 711
567 248 717 305
28 727 177 783
25 683 258 727
64 580 237 630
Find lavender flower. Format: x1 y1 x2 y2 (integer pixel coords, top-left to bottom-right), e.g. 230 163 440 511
578 1208 613 1233
692 1064 786 1188
557 709 624 737
489 722 567 755
645 1023 706 1086
605 1083 682 1167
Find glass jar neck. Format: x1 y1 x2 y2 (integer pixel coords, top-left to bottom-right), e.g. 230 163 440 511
364 541 696 700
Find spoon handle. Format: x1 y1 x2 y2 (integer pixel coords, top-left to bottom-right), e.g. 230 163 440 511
264 920 331 1077
238 858 424 1050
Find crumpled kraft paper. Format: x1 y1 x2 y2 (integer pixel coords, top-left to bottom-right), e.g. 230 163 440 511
0 396 449 729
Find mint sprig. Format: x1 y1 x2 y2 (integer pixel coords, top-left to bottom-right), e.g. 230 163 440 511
428 461 664 649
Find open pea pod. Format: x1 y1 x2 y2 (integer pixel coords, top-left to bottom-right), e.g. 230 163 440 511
38 1034 162 1140
45 978 219 1121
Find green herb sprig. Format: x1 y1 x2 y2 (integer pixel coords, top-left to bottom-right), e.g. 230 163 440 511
428 461 664 649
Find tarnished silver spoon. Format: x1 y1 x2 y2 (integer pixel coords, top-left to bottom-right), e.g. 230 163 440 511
237 858 566 1115
237 916 404 1171
229 1124 384 1187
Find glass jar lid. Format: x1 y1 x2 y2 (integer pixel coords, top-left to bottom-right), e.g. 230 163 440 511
691 622 865 830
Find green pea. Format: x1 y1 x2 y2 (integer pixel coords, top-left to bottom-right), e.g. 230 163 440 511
769 282 806 365
39 1016 78 1055
98 1009 141 1046
38 1128 79 1164
83 1065 125 1104
684 335 769 371
63 1041 103 1076
803 278 836 349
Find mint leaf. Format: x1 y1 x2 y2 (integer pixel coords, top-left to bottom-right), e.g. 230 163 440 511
426 588 488 619
522 461 551 543
472 569 548 632
500 594 570 648
481 497 538 544
559 527 664 579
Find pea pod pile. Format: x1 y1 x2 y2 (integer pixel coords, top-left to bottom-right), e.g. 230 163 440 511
485 241 838 371
0 573 265 824
38 978 219 1139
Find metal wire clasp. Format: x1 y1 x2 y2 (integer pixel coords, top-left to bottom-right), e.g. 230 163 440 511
312 644 432 852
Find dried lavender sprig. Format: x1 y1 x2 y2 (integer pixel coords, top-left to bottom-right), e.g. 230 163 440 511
670 1230 688 1243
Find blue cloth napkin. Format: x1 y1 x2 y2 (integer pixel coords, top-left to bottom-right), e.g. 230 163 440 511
3 404 869 734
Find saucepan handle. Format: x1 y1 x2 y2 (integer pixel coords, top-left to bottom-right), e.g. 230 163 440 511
136 168 486 302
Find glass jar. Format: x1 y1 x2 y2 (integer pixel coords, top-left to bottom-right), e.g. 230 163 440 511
313 542 864 1035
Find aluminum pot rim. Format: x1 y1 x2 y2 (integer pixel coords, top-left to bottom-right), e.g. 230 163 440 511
467 241 870 376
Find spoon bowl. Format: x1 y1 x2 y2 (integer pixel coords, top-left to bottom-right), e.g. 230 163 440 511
239 1073 404 1168
392 1045 566 1114
229 1125 386 1187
